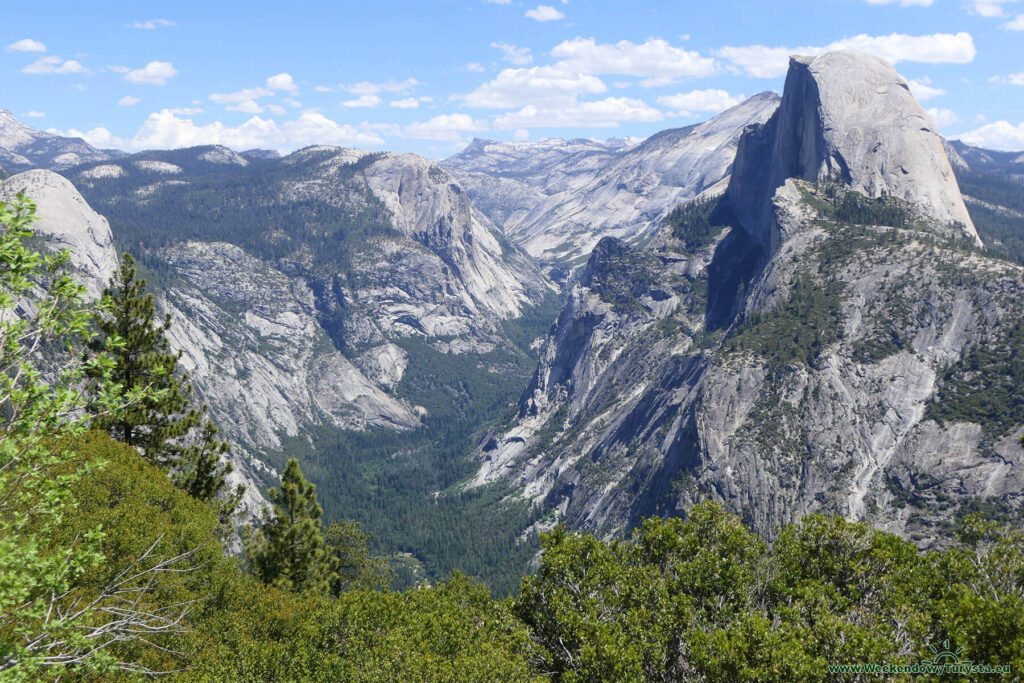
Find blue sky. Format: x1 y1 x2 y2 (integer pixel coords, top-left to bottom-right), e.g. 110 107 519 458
4 0 1024 157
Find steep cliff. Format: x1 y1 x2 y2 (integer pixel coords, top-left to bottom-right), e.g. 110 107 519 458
0 169 118 298
469 51 1024 547
728 52 978 249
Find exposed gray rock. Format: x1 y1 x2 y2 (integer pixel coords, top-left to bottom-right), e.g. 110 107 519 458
0 169 118 298
444 95 780 264
0 110 111 172
468 51 1024 549
361 153 548 320
729 52 978 249
0 172 271 519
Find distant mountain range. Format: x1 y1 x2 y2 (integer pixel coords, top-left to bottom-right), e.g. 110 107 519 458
2 53 1024 587
443 92 780 271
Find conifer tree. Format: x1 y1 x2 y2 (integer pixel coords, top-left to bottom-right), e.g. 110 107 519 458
175 417 243 523
245 458 339 595
325 519 392 594
88 253 236 508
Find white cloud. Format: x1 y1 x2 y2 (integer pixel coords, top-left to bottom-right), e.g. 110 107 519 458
168 107 204 115
341 94 381 108
314 85 334 93
344 78 419 96
22 111 45 118
1005 13 1024 28
267 104 287 115
969 0 1018 17
549 37 717 86
989 72 1024 85
656 89 745 116
127 19 175 29
958 120 1024 149
390 98 420 108
403 113 489 141
717 32 976 78
926 107 960 127
283 98 302 108
266 73 298 92
63 109 386 153
230 100 264 114
493 97 663 129
908 76 945 101
107 65 130 74
118 95 141 106
209 87 276 113
486 0 512 4
124 61 178 85
491 42 532 65
458 64 606 108
864 0 932 5
22 56 88 75
7 38 46 52
463 62 485 72
525 4 565 21
514 128 530 141
71 84 87 91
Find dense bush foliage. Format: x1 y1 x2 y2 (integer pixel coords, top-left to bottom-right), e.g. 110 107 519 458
38 433 541 682
517 504 1024 682
27 440 1024 681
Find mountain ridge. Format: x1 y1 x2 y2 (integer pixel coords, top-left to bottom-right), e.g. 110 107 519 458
464 50 1024 550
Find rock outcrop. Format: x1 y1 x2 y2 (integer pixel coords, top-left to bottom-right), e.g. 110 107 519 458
728 52 978 249
468 51 1023 548
0 110 111 172
0 169 118 298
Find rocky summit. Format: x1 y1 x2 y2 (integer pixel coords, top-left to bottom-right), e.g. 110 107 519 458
0 110 115 173
468 50 1024 547
730 51 978 250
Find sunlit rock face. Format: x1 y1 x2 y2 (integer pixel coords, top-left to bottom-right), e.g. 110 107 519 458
466 51 1023 550
0 169 118 299
728 51 978 250
443 93 781 265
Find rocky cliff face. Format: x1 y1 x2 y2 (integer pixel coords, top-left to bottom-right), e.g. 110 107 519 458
469 50 1024 546
729 52 978 250
443 94 780 265
0 169 118 298
0 169 271 517
59 144 554 524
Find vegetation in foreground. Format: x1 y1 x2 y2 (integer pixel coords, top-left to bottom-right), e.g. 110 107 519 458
2 189 1024 681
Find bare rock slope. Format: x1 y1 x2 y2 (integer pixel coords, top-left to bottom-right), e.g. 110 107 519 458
0 169 117 298
444 94 780 265
469 50 1024 547
730 52 978 249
